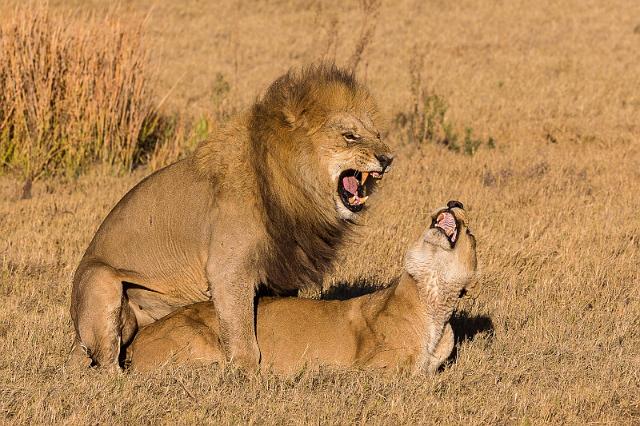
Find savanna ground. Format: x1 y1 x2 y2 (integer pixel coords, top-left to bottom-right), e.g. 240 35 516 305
1 0 639 423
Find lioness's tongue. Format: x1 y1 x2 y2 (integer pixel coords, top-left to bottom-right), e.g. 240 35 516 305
342 175 359 195
437 212 457 238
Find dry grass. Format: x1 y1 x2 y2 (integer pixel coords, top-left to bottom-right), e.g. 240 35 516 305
0 5 156 197
1 0 640 423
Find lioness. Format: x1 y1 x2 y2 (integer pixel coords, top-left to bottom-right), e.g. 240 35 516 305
69 64 393 369
127 201 477 374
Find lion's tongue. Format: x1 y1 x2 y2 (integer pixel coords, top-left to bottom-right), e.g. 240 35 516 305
342 175 359 195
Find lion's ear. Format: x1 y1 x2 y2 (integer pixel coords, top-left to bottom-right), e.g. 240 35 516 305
282 106 308 130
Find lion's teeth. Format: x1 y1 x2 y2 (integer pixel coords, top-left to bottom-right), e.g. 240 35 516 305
360 172 369 184
348 195 368 205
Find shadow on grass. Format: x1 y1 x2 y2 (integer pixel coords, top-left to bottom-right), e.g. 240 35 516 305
450 311 494 344
445 311 494 368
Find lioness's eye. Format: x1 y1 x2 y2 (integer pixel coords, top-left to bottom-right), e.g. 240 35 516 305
343 132 360 142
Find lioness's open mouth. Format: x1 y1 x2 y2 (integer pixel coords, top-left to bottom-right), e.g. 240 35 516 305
432 210 459 247
338 169 383 212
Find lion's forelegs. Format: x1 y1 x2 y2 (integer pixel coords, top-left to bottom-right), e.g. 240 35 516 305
208 271 260 370
70 260 130 368
206 219 262 371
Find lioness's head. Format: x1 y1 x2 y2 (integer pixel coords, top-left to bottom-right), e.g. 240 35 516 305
405 201 477 288
251 64 393 221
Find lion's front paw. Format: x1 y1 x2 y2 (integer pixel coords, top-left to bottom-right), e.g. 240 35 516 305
229 343 260 372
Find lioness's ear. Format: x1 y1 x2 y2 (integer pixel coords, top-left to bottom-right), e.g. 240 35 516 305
283 106 308 130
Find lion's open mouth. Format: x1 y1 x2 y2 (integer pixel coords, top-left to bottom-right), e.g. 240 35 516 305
338 169 383 212
432 210 458 247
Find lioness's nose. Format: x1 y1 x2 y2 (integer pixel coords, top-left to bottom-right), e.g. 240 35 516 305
447 200 464 210
376 154 394 171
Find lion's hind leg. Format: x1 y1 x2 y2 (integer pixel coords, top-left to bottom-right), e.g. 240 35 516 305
66 337 93 370
70 260 131 369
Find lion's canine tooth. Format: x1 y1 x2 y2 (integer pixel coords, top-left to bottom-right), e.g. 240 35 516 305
360 172 369 184
348 195 357 204
360 195 369 204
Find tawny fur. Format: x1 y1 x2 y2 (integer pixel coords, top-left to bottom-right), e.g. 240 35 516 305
127 206 477 374
69 64 393 370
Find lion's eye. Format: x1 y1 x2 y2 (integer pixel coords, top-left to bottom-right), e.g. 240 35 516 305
343 132 360 142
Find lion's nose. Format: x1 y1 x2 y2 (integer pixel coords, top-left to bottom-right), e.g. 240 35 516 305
376 154 394 171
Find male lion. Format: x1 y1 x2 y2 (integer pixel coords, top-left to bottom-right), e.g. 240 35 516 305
127 201 477 374
69 64 393 369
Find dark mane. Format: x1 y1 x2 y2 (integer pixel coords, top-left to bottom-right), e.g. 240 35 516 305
257 63 359 118
251 63 375 135
248 64 373 293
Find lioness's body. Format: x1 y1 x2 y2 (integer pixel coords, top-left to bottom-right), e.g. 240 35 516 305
128 204 477 374
127 274 453 373
69 65 393 369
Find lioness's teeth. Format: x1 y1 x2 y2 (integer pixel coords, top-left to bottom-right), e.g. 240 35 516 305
360 172 369 185
349 195 357 204
360 195 369 204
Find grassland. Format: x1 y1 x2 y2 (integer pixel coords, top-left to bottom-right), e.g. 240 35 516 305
1 0 639 423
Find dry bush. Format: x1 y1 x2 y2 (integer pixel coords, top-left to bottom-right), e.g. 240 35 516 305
0 5 156 197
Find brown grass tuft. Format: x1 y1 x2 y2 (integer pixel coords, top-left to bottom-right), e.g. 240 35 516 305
0 5 155 197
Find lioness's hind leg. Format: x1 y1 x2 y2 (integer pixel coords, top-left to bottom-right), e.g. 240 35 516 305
70 261 126 368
